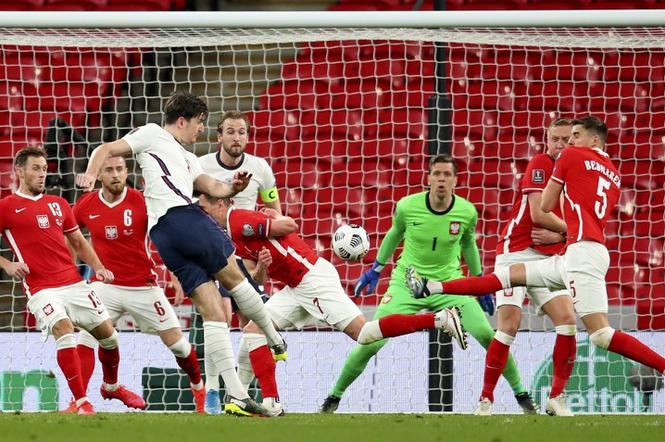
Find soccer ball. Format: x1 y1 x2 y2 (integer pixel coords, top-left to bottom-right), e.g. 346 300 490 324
332 224 370 261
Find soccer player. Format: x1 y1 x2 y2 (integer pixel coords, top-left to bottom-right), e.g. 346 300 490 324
408 117 665 416
198 110 282 414
66 156 205 413
76 92 284 417
0 147 144 414
473 119 577 415
320 154 536 414
197 193 468 412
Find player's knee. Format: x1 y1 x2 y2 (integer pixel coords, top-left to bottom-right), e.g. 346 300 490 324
97 329 119 350
555 324 577 336
78 330 98 349
493 330 515 346
56 333 77 350
356 321 382 345
168 337 192 358
242 321 261 334
589 326 615 349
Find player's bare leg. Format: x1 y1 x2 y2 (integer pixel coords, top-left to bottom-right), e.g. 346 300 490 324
159 327 205 413
191 281 270 417
51 318 94 414
213 256 286 358
582 312 665 377
86 319 146 410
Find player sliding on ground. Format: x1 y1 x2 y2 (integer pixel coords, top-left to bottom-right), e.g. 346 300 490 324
321 154 536 414
198 193 467 414
407 117 665 416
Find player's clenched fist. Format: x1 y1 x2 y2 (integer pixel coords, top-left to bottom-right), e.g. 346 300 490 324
6 262 30 280
76 173 97 192
232 171 252 194
94 268 115 283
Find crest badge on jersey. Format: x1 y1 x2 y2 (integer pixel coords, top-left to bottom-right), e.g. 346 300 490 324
532 168 545 184
242 224 255 237
36 215 50 229
449 222 461 235
105 226 118 240
42 303 54 316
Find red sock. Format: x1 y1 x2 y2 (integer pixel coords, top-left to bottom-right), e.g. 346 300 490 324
607 331 665 373
77 344 96 392
176 345 202 386
98 347 120 385
442 274 503 296
57 347 86 400
550 334 576 398
481 339 510 402
378 313 435 337
249 345 278 398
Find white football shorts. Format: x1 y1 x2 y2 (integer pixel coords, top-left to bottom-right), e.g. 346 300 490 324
265 258 362 332
525 241 610 317
27 281 110 335
89 282 180 334
495 248 570 314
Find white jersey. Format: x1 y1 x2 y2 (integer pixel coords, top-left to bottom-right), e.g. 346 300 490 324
198 151 277 210
122 123 204 231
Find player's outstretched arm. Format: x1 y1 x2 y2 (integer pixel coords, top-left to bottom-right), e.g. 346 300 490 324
194 171 252 199
354 205 406 296
76 140 132 191
65 229 114 283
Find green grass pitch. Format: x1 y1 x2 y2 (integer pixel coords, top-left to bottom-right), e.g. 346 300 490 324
1 413 664 442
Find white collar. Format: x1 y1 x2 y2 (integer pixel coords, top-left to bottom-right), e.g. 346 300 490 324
15 190 44 201
98 187 128 208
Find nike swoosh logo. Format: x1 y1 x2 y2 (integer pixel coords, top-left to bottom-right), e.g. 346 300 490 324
412 222 422 226
159 318 168 323
89 214 100 219
15 208 26 213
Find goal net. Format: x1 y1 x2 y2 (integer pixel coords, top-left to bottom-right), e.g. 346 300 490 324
0 12 663 414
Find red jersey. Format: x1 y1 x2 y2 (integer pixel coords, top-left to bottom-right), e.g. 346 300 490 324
0 192 82 297
497 153 565 256
227 207 318 287
550 146 621 246
73 187 157 287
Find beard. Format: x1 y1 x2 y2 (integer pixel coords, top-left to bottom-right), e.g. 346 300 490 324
222 143 244 158
107 182 125 196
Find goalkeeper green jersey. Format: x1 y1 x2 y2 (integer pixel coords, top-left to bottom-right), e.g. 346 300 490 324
377 191 482 288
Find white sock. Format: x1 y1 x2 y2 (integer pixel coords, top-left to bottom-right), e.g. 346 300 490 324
203 321 248 399
229 279 283 347
426 280 443 294
237 333 267 390
205 350 220 391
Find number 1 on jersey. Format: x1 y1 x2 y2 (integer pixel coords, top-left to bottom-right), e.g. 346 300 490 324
432 237 438 251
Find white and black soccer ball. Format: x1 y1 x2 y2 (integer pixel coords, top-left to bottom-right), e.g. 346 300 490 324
332 224 370 261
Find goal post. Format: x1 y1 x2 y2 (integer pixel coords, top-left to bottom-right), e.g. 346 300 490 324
0 11 663 413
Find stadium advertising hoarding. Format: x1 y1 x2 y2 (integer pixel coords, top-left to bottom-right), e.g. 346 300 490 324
1 332 663 413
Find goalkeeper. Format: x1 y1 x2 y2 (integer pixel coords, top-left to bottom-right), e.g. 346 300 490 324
320 154 536 414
